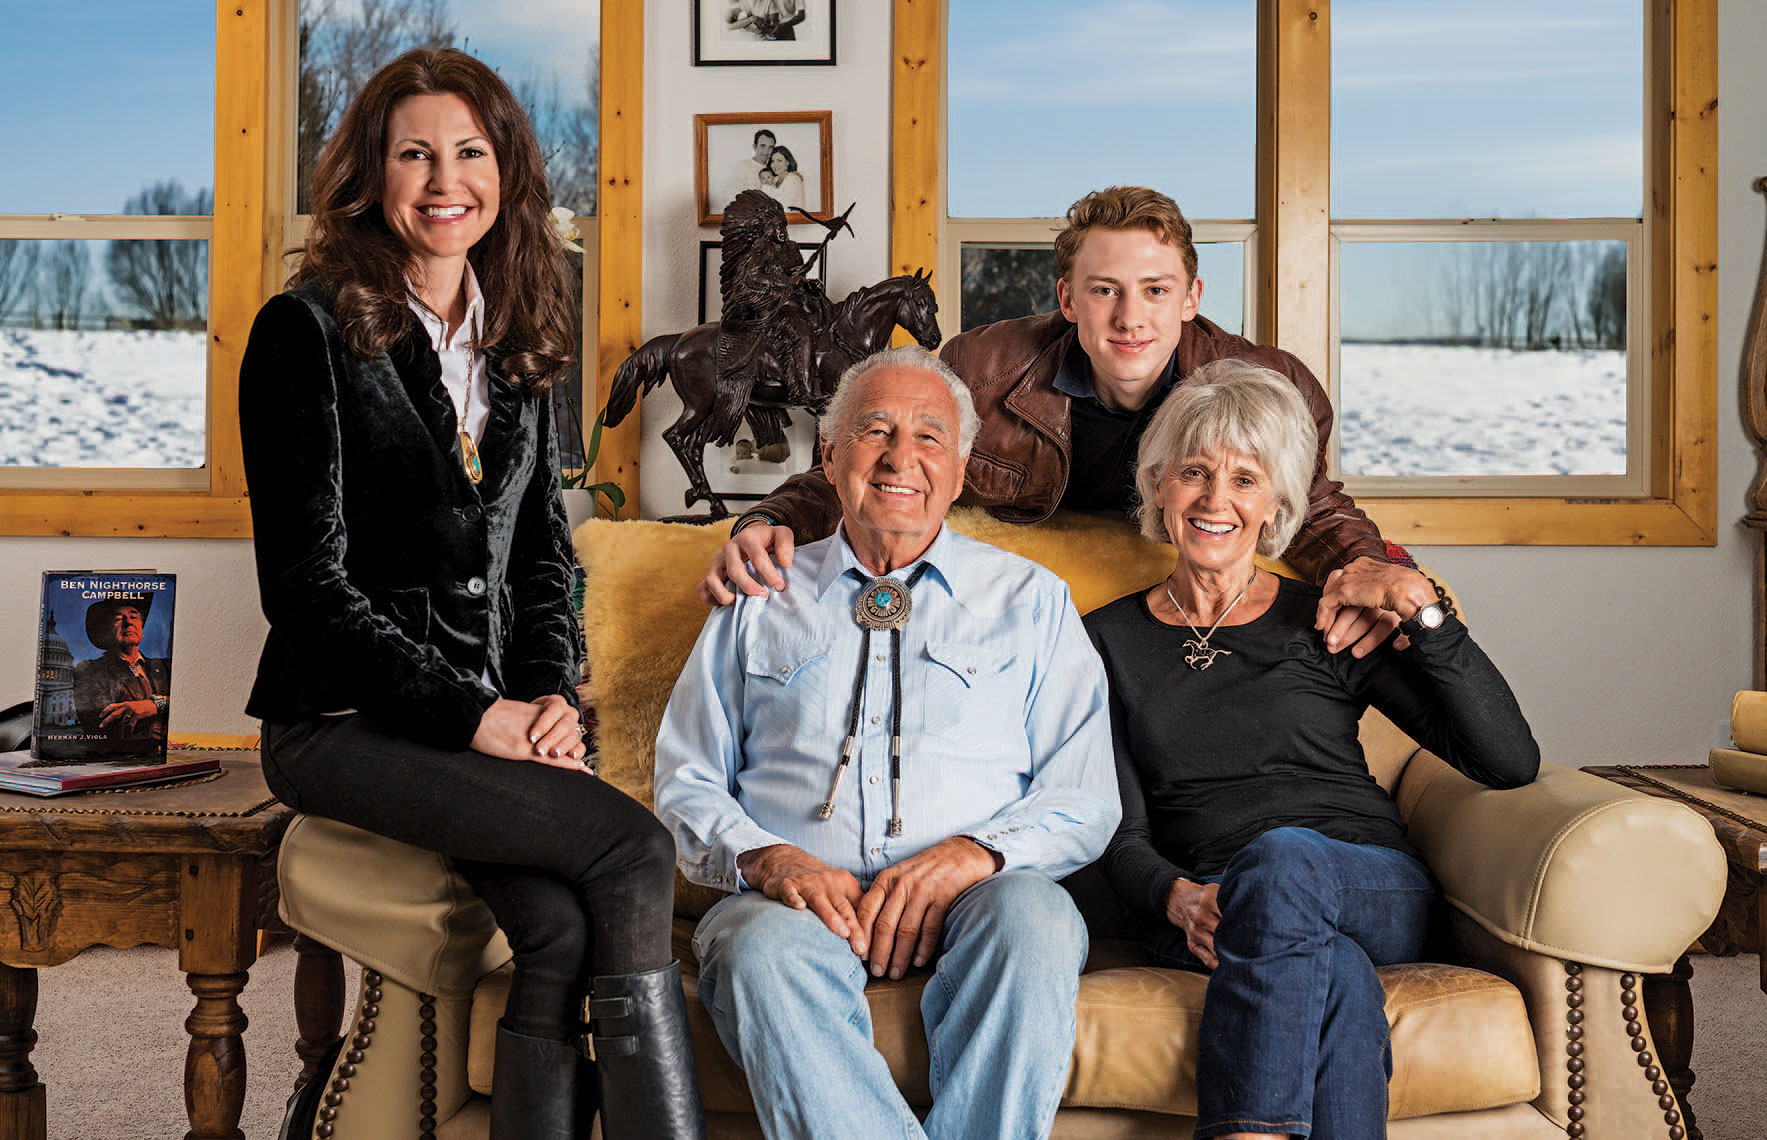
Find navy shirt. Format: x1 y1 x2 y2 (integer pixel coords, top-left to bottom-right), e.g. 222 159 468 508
1055 338 1180 513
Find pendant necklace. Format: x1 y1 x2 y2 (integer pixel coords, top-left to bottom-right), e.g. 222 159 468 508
1163 568 1257 671
446 383 483 486
820 563 930 837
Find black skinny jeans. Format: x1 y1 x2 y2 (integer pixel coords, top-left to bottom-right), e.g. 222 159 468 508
262 716 677 1041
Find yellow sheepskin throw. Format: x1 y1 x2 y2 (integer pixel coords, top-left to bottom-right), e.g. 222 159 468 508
573 507 1288 806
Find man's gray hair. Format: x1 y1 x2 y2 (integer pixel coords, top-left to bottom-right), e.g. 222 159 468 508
1133 358 1317 557
818 345 981 457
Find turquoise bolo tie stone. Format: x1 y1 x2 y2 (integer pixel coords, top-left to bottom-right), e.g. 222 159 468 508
876 590 892 606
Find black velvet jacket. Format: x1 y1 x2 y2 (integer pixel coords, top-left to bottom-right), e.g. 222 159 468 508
238 282 581 750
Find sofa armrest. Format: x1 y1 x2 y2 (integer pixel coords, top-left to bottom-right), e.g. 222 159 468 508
278 813 513 998
1398 757 1725 974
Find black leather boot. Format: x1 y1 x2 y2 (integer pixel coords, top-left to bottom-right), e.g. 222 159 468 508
489 1020 584 1140
590 961 706 1140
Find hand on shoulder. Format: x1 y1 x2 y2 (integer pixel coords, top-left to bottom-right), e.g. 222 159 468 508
699 522 797 606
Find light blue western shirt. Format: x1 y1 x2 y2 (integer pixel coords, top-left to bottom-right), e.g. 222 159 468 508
654 523 1120 892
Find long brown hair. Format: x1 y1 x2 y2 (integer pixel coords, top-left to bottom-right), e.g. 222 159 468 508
292 48 574 391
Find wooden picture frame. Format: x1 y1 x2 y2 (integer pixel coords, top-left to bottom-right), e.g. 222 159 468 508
693 0 836 67
698 239 826 324
695 111 833 226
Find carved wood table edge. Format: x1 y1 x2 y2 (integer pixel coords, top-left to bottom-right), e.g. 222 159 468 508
1583 762 1767 1140
0 750 340 1140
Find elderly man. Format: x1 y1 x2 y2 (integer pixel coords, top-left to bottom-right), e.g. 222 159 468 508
654 346 1119 1140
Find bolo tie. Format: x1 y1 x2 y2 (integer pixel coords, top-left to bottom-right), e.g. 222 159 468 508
818 563 931 837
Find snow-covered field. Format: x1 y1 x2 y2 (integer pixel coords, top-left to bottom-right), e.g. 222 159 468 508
0 329 206 467
0 331 1626 478
1339 343 1626 477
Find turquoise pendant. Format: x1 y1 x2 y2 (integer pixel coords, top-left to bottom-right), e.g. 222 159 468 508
458 430 484 485
855 577 912 631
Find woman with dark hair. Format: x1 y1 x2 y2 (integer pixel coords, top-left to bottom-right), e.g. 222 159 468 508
758 144 805 208
239 48 701 1140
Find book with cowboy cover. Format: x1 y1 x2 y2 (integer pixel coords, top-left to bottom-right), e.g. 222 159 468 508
32 570 177 762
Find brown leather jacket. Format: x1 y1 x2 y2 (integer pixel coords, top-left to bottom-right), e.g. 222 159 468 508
748 311 1388 583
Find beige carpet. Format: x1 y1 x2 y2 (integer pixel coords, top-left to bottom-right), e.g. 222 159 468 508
26 945 1767 1139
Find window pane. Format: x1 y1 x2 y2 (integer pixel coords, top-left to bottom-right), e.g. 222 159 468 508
297 0 602 215
0 4 215 215
0 239 207 469
958 242 1243 336
1332 0 1643 218
948 0 1254 219
1337 240 1627 477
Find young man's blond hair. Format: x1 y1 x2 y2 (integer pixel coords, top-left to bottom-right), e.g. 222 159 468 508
1053 185 1198 283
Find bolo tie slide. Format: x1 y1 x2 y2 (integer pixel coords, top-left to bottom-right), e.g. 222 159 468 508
818 563 930 837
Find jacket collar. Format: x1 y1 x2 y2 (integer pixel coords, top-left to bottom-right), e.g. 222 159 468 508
1001 311 1078 443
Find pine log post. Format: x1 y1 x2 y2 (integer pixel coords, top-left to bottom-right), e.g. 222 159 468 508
1745 178 1767 687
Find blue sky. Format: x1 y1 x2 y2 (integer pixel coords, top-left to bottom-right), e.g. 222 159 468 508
4 2 1639 339
1 3 216 215
948 0 1642 221
0 1 597 215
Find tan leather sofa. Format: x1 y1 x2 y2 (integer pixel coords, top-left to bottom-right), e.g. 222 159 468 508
277 510 1728 1140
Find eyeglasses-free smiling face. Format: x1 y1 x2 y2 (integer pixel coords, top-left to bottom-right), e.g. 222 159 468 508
1158 447 1279 577
822 365 966 569
1055 225 1202 408
381 92 500 271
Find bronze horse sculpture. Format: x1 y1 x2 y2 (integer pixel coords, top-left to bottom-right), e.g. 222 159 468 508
602 269 942 519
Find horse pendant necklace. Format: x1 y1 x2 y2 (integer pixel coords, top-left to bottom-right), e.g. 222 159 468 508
1164 569 1256 671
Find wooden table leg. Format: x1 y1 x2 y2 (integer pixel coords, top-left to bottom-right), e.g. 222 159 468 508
184 971 249 1140
293 934 345 1088
0 962 46 1140
1644 953 1700 1140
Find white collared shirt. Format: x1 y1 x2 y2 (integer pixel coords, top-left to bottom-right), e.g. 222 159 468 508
406 264 490 442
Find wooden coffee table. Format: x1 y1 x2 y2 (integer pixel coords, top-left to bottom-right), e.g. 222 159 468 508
1585 763 1767 1140
0 751 332 1140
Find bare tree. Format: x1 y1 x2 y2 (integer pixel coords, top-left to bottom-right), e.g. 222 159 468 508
298 0 456 212
514 50 600 217
0 242 37 325
105 182 212 328
1586 244 1626 350
961 247 1058 332
42 243 95 330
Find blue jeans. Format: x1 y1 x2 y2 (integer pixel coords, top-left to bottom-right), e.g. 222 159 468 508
1146 828 1434 1140
693 870 1087 1140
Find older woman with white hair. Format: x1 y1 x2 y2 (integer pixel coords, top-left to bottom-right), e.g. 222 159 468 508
1082 358 1540 1140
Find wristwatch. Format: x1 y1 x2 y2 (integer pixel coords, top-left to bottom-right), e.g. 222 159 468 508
1398 603 1446 638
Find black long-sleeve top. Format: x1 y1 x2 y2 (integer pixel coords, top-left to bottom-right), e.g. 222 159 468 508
1082 575 1539 921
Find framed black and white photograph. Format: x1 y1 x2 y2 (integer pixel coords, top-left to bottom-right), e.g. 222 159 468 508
707 410 821 505
698 240 826 325
693 0 836 67
695 111 833 226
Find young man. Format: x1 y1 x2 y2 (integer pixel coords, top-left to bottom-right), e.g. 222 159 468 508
701 186 1414 654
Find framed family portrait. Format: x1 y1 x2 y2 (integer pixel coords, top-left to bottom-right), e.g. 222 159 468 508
695 111 833 226
693 0 836 67
698 240 826 324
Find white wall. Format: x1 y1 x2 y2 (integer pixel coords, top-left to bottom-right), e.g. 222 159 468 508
1 1 1761 758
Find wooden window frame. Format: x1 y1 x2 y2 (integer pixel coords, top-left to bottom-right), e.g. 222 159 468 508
902 0 1717 546
1 0 645 537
